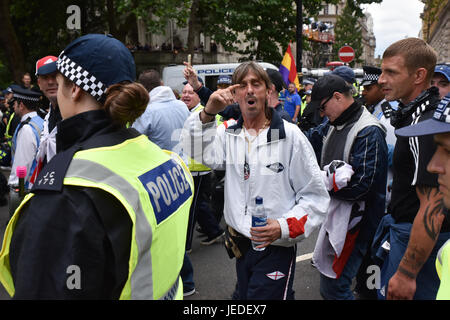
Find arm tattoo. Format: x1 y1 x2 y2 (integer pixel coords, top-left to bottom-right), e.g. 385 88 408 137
417 185 445 241
401 244 426 275
397 265 417 279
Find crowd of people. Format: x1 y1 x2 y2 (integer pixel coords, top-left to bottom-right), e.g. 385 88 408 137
0 34 448 301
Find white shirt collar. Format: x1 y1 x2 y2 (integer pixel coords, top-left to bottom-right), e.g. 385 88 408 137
20 111 38 122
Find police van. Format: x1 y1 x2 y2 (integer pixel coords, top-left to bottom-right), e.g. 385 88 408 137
162 62 279 93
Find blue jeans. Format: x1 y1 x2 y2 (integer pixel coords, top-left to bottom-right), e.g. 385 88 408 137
180 253 195 293
376 220 450 300
186 173 222 250
320 237 368 300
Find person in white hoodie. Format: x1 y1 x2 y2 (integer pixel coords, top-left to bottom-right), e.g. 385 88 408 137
181 61 330 300
132 69 190 152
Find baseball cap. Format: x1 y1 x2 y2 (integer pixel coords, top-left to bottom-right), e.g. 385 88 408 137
396 94 450 137
434 65 450 82
57 34 136 102
361 66 381 87
217 75 232 85
327 66 355 84
35 56 58 76
309 74 352 111
266 69 286 93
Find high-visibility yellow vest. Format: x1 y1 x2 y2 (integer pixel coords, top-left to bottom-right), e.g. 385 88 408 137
0 134 193 300
300 100 307 116
5 112 16 145
436 239 450 300
188 105 221 172
353 82 361 97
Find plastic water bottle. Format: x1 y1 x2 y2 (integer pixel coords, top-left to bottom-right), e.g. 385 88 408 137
252 196 267 251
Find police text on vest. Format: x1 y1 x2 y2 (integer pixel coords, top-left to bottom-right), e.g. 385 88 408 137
139 160 192 224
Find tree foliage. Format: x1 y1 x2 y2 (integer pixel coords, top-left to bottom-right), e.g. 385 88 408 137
199 0 340 65
332 0 364 66
330 0 381 67
0 0 190 87
197 0 382 66
0 0 385 87
115 0 191 36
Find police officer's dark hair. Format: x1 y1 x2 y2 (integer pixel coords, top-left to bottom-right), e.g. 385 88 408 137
138 69 161 92
16 98 39 111
61 75 149 127
104 82 149 126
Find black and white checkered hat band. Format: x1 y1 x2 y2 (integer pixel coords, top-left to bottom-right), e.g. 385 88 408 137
434 95 450 123
13 93 40 102
362 73 379 82
57 53 107 101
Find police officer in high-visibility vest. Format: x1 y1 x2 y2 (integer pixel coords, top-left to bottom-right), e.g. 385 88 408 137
395 93 450 300
0 34 193 300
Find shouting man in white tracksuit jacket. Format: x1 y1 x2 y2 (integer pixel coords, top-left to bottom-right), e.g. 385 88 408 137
181 62 329 300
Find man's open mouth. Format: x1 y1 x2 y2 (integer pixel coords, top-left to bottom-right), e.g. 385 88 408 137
246 97 256 106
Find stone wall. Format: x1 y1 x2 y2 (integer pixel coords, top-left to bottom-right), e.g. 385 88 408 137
429 5 450 63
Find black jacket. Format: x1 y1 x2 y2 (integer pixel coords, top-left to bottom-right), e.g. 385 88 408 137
10 110 133 299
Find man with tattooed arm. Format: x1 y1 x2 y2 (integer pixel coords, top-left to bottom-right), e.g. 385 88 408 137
374 38 450 299
395 93 450 299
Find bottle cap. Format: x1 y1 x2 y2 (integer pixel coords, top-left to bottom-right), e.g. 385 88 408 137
255 196 263 205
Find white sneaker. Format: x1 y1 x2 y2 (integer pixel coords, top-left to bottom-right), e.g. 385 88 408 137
183 288 196 297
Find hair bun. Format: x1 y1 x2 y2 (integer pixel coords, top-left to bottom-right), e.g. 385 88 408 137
104 82 149 126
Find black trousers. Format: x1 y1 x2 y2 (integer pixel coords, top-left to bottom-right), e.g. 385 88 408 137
185 172 222 250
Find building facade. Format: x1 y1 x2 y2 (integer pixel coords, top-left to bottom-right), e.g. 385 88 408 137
421 0 450 63
295 1 376 69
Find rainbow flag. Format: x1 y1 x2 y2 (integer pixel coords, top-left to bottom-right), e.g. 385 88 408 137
279 43 300 91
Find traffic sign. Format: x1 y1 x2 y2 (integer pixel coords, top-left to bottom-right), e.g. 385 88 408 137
338 46 355 63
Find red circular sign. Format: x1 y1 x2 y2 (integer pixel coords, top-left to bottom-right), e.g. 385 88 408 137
338 46 355 63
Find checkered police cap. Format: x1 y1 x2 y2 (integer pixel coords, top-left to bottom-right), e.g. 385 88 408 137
361 66 381 87
57 53 107 101
11 86 42 103
396 94 450 137
56 34 136 102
